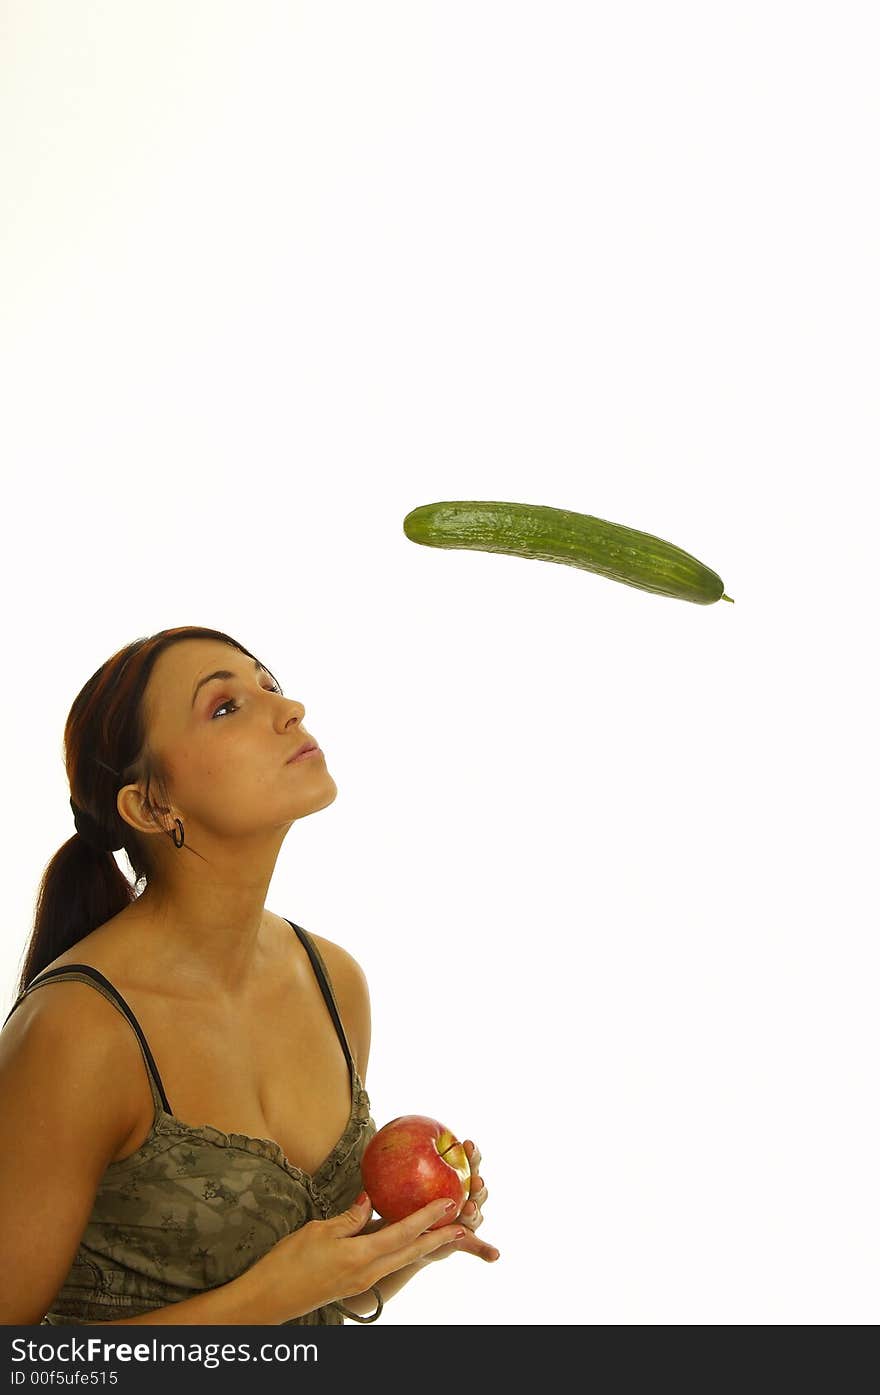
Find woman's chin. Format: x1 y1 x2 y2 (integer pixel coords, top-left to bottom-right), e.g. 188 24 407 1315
311 774 339 810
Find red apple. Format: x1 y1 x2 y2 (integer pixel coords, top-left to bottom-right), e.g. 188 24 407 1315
360 1114 471 1229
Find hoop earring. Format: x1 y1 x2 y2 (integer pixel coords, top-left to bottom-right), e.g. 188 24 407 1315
172 818 185 849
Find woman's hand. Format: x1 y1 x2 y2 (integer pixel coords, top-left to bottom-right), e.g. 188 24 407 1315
255 1192 467 1321
416 1138 499 1266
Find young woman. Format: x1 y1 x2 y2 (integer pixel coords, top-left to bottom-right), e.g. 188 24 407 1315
0 625 497 1325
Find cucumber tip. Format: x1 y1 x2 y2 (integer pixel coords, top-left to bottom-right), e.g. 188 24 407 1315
721 593 735 603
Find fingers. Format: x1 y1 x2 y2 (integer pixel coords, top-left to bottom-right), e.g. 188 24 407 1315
335 1195 374 1234
464 1139 482 1180
364 1196 466 1274
464 1141 486 1207
453 1228 500 1263
457 1141 489 1236
461 1175 488 1220
460 1143 488 1224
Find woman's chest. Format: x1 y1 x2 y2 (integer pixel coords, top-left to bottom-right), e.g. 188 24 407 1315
114 975 355 1177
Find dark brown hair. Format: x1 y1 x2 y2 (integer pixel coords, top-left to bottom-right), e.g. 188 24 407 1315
15 625 278 998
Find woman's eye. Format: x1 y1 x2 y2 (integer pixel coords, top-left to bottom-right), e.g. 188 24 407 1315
212 683 282 719
211 698 239 719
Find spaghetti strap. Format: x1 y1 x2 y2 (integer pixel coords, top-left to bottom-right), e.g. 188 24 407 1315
3 965 172 1116
285 919 356 1078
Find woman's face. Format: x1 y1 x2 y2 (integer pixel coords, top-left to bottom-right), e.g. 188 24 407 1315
127 638 337 843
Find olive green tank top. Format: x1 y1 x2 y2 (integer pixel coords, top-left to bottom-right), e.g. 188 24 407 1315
3 919 379 1325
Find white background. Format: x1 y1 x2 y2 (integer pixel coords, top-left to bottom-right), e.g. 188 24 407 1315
1 2 877 1324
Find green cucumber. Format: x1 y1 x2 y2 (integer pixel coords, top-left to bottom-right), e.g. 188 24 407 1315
403 500 733 606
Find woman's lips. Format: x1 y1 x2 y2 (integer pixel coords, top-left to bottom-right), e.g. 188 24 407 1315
289 745 323 764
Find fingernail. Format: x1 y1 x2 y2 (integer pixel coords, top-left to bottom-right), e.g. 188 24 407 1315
454 1227 466 1239
443 1199 457 1213
356 1190 369 1206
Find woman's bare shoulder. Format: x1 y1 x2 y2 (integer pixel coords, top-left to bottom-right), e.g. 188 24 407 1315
270 913 371 1074
271 912 368 985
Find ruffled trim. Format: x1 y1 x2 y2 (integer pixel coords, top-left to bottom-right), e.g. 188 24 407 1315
155 1087 371 1190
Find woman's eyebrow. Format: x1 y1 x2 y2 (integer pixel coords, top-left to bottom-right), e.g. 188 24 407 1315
191 658 269 707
